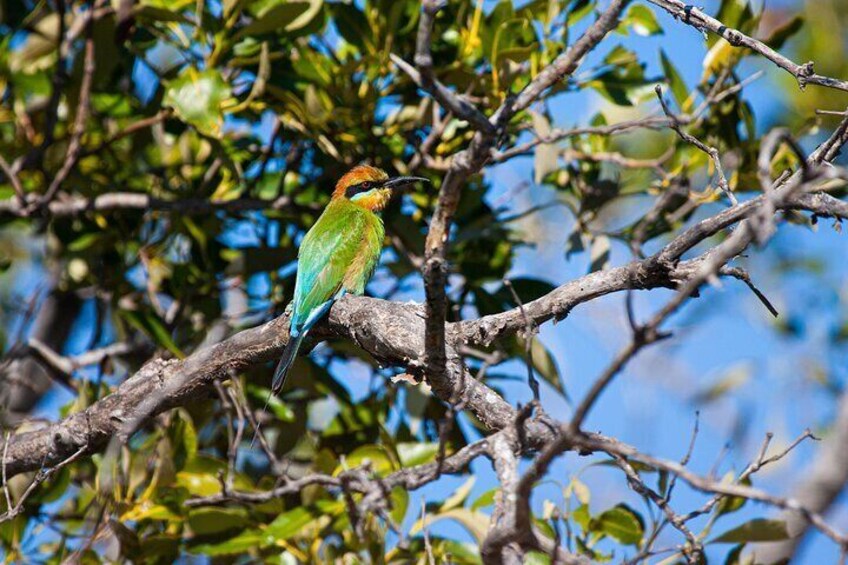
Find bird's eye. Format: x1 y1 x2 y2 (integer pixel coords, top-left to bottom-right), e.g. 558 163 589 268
359 181 372 191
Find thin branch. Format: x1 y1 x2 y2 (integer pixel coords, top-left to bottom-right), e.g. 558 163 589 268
613 454 703 563
39 8 96 208
655 85 737 205
504 0 628 116
390 0 494 135
503 279 540 402
79 109 173 158
420 0 628 403
648 0 848 92
0 155 26 210
0 192 304 218
570 159 841 429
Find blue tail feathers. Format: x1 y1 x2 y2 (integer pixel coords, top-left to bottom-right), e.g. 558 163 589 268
271 334 305 395
271 293 343 396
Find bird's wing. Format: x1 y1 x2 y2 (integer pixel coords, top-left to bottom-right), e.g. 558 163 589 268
290 205 367 335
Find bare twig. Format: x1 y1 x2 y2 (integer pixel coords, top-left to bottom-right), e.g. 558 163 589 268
656 85 737 205
39 8 96 208
503 279 540 401
0 155 26 210
391 1 494 135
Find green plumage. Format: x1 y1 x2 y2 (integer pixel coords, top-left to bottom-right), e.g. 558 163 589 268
293 199 384 322
272 198 384 393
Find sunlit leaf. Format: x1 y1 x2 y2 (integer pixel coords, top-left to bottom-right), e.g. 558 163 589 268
397 442 440 467
240 0 324 38
164 68 231 137
623 4 662 36
591 504 644 546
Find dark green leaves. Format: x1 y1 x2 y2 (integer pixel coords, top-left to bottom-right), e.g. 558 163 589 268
188 507 249 536
710 519 790 544
590 504 645 546
239 0 324 38
119 310 182 357
587 45 659 106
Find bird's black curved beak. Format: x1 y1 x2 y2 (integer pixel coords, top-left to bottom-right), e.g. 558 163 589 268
383 176 430 190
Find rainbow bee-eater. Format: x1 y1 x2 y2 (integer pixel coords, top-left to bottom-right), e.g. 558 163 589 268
271 165 428 395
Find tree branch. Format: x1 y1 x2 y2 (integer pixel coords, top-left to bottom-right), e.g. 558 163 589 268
648 0 848 92
0 192 304 218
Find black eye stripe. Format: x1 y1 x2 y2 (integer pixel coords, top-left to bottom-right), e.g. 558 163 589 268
345 180 382 198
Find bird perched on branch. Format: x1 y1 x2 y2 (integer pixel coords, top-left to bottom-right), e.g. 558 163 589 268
271 165 428 395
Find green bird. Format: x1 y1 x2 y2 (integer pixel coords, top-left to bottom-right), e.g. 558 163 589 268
271 165 428 395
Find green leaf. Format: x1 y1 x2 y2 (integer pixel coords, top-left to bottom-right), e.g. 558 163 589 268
188 507 249 536
591 504 644 546
168 409 198 470
567 0 593 27
660 49 689 111
515 336 567 398
176 457 253 497
119 310 182 357
68 232 101 252
121 502 180 522
441 477 476 511
176 472 222 497
239 0 323 38
716 0 757 37
572 503 591 531
716 475 752 516
390 486 409 525
33 466 71 504
471 488 497 510
164 68 231 137
587 46 658 106
525 551 551 565
710 519 790 544
341 445 398 477
623 4 662 36
265 507 316 540
332 3 371 51
412 508 491 543
248 385 296 422
397 442 440 467
724 543 746 565
191 531 264 556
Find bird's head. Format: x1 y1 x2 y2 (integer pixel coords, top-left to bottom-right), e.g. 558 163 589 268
332 165 428 211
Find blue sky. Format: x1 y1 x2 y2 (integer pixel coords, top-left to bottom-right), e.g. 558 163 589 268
469 1 848 562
